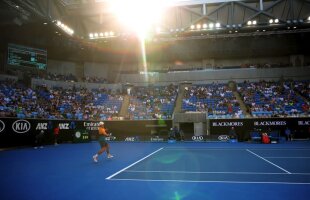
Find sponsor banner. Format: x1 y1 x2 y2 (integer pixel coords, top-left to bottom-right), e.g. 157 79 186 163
83 121 100 131
210 117 310 141
0 120 5 133
124 136 139 142
212 121 244 127
298 120 310 126
105 136 117 141
12 120 31 133
73 130 90 143
192 135 204 141
0 118 172 147
150 136 164 142
218 135 230 141
253 120 286 126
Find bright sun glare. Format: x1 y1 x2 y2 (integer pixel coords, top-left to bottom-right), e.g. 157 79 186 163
108 0 167 38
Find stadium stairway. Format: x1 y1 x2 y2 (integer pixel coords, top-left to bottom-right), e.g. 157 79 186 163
119 95 130 117
233 91 251 117
174 83 191 113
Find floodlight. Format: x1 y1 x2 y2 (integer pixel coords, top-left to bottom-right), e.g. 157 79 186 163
209 23 214 29
202 24 207 29
190 25 195 30
215 23 221 28
196 24 201 29
274 19 279 23
269 19 274 24
156 27 161 33
247 21 252 25
108 0 167 37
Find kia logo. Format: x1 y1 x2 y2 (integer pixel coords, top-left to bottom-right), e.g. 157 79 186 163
12 120 31 133
0 120 5 133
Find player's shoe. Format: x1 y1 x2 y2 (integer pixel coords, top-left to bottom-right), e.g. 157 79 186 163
93 155 98 163
107 154 114 159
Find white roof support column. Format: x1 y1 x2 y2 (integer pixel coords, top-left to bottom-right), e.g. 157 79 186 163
260 0 264 11
203 3 207 15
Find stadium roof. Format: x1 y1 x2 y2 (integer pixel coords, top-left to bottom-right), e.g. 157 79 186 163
0 0 309 62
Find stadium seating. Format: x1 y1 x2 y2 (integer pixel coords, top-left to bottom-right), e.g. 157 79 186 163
128 85 177 120
182 84 243 118
238 81 309 117
0 78 308 120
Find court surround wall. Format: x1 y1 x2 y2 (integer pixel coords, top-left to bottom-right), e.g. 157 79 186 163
0 118 309 147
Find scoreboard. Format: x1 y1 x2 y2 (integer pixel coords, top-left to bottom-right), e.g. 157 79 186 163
8 43 47 70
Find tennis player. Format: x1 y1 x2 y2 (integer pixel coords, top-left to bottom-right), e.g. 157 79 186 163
93 121 113 163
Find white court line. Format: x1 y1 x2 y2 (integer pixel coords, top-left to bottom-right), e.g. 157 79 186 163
106 147 164 180
164 148 310 151
248 148 310 151
163 148 246 151
125 170 287 175
246 149 291 174
107 178 310 185
265 157 310 159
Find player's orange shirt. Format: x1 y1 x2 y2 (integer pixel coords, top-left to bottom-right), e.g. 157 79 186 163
98 127 108 136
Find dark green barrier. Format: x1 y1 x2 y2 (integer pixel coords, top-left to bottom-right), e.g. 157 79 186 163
0 118 172 147
209 117 310 141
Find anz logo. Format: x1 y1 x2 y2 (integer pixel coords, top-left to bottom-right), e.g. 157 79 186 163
59 123 69 129
12 120 31 133
0 120 5 133
36 123 48 130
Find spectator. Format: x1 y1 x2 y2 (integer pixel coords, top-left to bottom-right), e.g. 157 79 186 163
285 127 292 141
228 127 237 140
34 130 45 149
54 125 60 145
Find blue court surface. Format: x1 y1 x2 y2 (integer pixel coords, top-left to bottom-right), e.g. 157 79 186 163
1 141 310 200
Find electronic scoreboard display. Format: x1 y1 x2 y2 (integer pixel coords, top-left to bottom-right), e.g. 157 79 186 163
7 43 47 70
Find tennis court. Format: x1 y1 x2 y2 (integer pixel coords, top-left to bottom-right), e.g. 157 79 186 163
107 146 310 184
1 141 310 200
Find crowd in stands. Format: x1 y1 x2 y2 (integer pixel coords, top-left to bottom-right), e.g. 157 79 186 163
0 79 122 120
291 80 310 100
238 80 309 117
128 84 178 120
0 76 309 120
82 76 108 83
38 72 78 82
182 83 243 118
